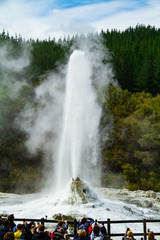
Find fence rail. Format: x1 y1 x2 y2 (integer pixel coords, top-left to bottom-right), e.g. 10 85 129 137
14 218 160 240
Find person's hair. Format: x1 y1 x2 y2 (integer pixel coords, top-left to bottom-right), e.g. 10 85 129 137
45 231 50 236
16 224 23 231
3 219 9 227
93 225 100 236
148 231 154 240
8 214 14 222
58 228 65 234
38 224 45 232
78 229 87 238
58 220 63 227
81 218 87 224
127 230 133 238
3 232 14 240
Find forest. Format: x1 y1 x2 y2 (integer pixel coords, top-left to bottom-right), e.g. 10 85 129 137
0 25 160 193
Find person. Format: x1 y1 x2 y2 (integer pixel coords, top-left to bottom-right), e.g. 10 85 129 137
20 224 32 240
14 224 23 240
78 217 94 236
8 215 16 232
90 225 104 240
54 221 68 233
100 224 109 240
148 230 155 240
92 220 100 229
100 223 106 234
22 220 28 229
29 222 37 235
73 229 90 240
32 224 50 240
3 232 14 240
125 228 136 240
53 228 68 240
0 219 10 240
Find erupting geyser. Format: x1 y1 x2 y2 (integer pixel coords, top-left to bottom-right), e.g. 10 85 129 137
55 50 102 191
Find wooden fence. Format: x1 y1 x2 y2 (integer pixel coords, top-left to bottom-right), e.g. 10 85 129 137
14 218 160 240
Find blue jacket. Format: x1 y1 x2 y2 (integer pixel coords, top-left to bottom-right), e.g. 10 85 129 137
73 233 90 240
0 226 10 240
78 218 94 231
54 222 68 232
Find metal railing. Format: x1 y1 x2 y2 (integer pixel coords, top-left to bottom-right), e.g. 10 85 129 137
14 218 160 240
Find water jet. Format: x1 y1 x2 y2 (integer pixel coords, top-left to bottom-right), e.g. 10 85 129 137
54 49 101 193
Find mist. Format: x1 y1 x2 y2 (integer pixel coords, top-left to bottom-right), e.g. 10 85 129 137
0 43 30 96
0 42 31 131
17 35 115 192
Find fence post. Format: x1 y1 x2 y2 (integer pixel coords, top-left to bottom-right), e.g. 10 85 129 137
143 219 147 240
41 218 45 226
74 219 77 236
107 218 111 239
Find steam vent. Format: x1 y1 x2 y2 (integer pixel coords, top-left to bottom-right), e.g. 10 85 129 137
69 177 98 205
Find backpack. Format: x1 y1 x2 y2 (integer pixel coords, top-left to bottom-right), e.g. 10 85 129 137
88 226 92 235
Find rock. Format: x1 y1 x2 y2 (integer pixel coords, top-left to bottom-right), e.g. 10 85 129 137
52 213 75 221
61 177 99 205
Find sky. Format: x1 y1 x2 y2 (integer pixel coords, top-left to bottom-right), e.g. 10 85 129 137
0 0 160 40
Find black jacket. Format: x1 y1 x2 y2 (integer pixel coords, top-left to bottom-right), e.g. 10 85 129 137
32 232 50 240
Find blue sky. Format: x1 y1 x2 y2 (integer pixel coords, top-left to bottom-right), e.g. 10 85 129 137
0 0 160 40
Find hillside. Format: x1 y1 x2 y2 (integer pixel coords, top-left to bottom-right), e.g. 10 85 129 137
0 25 160 192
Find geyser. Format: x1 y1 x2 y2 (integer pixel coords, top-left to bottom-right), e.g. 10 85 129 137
55 49 101 191
58 177 100 205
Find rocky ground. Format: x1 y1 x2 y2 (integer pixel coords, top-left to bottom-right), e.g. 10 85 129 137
99 187 160 213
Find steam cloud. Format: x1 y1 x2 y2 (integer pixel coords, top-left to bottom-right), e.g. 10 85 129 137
17 35 115 191
0 43 31 128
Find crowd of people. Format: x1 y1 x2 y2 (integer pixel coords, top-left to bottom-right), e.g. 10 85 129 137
0 215 109 240
0 215 155 240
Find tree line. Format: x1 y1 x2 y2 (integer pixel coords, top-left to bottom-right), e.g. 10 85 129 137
0 25 160 192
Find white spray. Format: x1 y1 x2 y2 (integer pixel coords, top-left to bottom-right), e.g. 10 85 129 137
55 50 101 190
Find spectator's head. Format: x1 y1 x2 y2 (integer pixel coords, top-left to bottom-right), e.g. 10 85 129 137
45 231 50 236
8 214 14 222
127 230 133 238
38 224 45 232
81 218 87 224
57 228 65 235
58 220 63 227
148 230 154 240
17 224 23 231
3 232 14 240
23 219 27 226
93 225 100 236
3 219 9 227
78 229 86 238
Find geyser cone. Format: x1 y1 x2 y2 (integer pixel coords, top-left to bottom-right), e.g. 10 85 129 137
59 177 99 205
